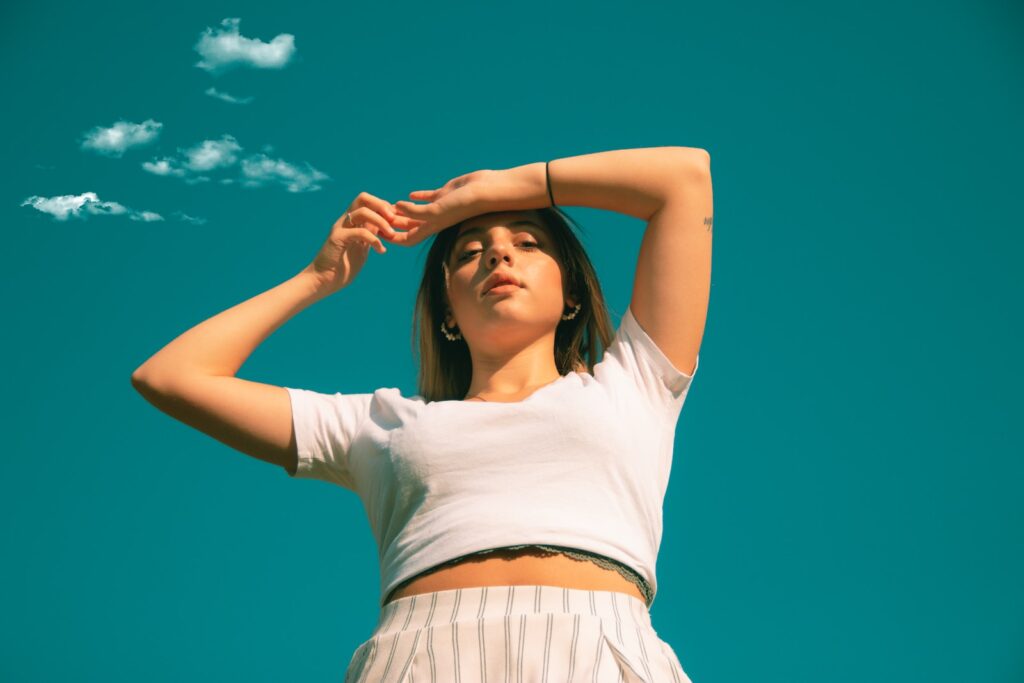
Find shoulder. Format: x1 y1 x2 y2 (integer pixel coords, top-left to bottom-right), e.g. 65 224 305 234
366 386 428 419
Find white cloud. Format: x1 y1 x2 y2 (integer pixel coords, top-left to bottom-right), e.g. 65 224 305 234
204 86 254 104
20 194 204 224
19 191 164 222
80 119 162 158
141 135 240 179
132 211 165 222
142 135 328 193
194 18 296 74
141 158 186 177
173 211 208 225
239 153 330 193
182 135 242 171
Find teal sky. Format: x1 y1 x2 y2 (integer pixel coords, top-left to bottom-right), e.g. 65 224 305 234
3 1 1023 681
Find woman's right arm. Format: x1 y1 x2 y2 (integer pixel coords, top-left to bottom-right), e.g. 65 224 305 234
130 192 414 475
130 270 331 474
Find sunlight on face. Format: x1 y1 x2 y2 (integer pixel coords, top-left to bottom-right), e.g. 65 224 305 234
444 211 567 344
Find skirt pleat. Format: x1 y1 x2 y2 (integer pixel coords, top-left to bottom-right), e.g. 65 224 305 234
344 585 693 683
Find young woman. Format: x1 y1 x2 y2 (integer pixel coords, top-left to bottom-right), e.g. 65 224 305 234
132 146 713 682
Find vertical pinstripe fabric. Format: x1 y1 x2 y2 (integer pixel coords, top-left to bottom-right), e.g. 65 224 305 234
344 585 693 683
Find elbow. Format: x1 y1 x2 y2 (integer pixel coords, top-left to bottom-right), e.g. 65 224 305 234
131 368 156 395
130 370 164 409
676 147 711 175
131 361 155 386
697 148 711 171
131 363 168 392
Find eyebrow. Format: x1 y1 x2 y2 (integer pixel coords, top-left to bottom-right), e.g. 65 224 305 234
454 221 543 247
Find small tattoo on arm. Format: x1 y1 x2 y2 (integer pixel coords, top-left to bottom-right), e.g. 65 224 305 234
704 215 713 233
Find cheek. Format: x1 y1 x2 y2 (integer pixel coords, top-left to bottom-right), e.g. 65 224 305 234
536 263 566 295
451 272 476 301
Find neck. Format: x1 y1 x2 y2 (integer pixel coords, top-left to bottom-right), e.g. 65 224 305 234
464 374 562 402
463 336 561 401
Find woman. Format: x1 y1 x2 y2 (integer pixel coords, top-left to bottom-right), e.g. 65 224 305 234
131 146 713 682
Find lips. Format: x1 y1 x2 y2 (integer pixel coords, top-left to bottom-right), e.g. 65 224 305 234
483 273 521 294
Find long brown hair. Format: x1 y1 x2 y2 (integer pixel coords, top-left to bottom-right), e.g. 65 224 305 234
411 207 616 402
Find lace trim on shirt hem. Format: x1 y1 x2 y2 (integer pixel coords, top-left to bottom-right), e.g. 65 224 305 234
386 544 654 608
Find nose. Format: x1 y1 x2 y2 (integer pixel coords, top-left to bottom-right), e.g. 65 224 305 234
486 241 515 266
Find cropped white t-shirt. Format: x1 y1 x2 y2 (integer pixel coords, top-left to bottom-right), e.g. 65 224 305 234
284 306 699 609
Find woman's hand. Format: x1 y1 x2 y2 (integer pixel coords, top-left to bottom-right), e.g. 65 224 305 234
301 192 425 296
389 164 548 247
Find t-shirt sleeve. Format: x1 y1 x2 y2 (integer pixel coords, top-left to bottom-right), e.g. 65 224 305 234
594 305 699 418
283 387 374 490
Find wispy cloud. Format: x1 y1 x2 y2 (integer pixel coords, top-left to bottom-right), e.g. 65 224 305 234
20 192 207 224
20 192 165 222
194 18 296 74
80 119 163 158
205 86 254 104
37 18 316 225
142 134 242 184
184 135 243 171
173 211 208 225
240 153 330 193
140 158 187 178
142 135 329 193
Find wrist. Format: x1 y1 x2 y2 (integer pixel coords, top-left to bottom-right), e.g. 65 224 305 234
294 267 338 301
500 162 550 212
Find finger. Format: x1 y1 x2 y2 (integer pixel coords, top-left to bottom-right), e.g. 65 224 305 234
409 190 438 200
380 216 425 242
357 191 398 223
383 224 427 246
394 200 435 218
351 206 397 239
389 215 427 230
357 227 387 253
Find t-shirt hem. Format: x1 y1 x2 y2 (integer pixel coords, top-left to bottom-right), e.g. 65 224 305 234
381 539 654 609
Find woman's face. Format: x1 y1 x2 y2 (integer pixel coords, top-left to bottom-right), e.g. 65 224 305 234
444 211 574 349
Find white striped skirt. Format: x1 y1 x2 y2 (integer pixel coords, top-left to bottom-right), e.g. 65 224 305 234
344 584 694 683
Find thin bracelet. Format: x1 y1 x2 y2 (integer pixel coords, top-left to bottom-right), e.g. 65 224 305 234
546 160 557 208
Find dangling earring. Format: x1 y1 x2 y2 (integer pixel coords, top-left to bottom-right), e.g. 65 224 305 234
441 318 462 341
440 263 462 341
561 302 582 320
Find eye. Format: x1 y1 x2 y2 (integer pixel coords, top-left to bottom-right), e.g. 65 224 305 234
457 241 541 262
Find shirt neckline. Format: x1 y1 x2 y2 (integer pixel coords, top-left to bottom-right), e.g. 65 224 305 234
424 372 577 406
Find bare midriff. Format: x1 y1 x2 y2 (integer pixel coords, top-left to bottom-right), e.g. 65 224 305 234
383 546 646 606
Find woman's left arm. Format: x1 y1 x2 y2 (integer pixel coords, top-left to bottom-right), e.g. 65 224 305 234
542 146 712 377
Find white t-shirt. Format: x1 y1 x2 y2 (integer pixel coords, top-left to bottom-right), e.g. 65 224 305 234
285 306 699 609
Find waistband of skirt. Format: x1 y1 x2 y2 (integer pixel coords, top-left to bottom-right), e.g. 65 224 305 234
373 584 652 637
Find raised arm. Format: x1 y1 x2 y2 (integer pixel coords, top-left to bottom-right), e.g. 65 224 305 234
130 271 328 473
131 191 404 474
545 146 712 375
